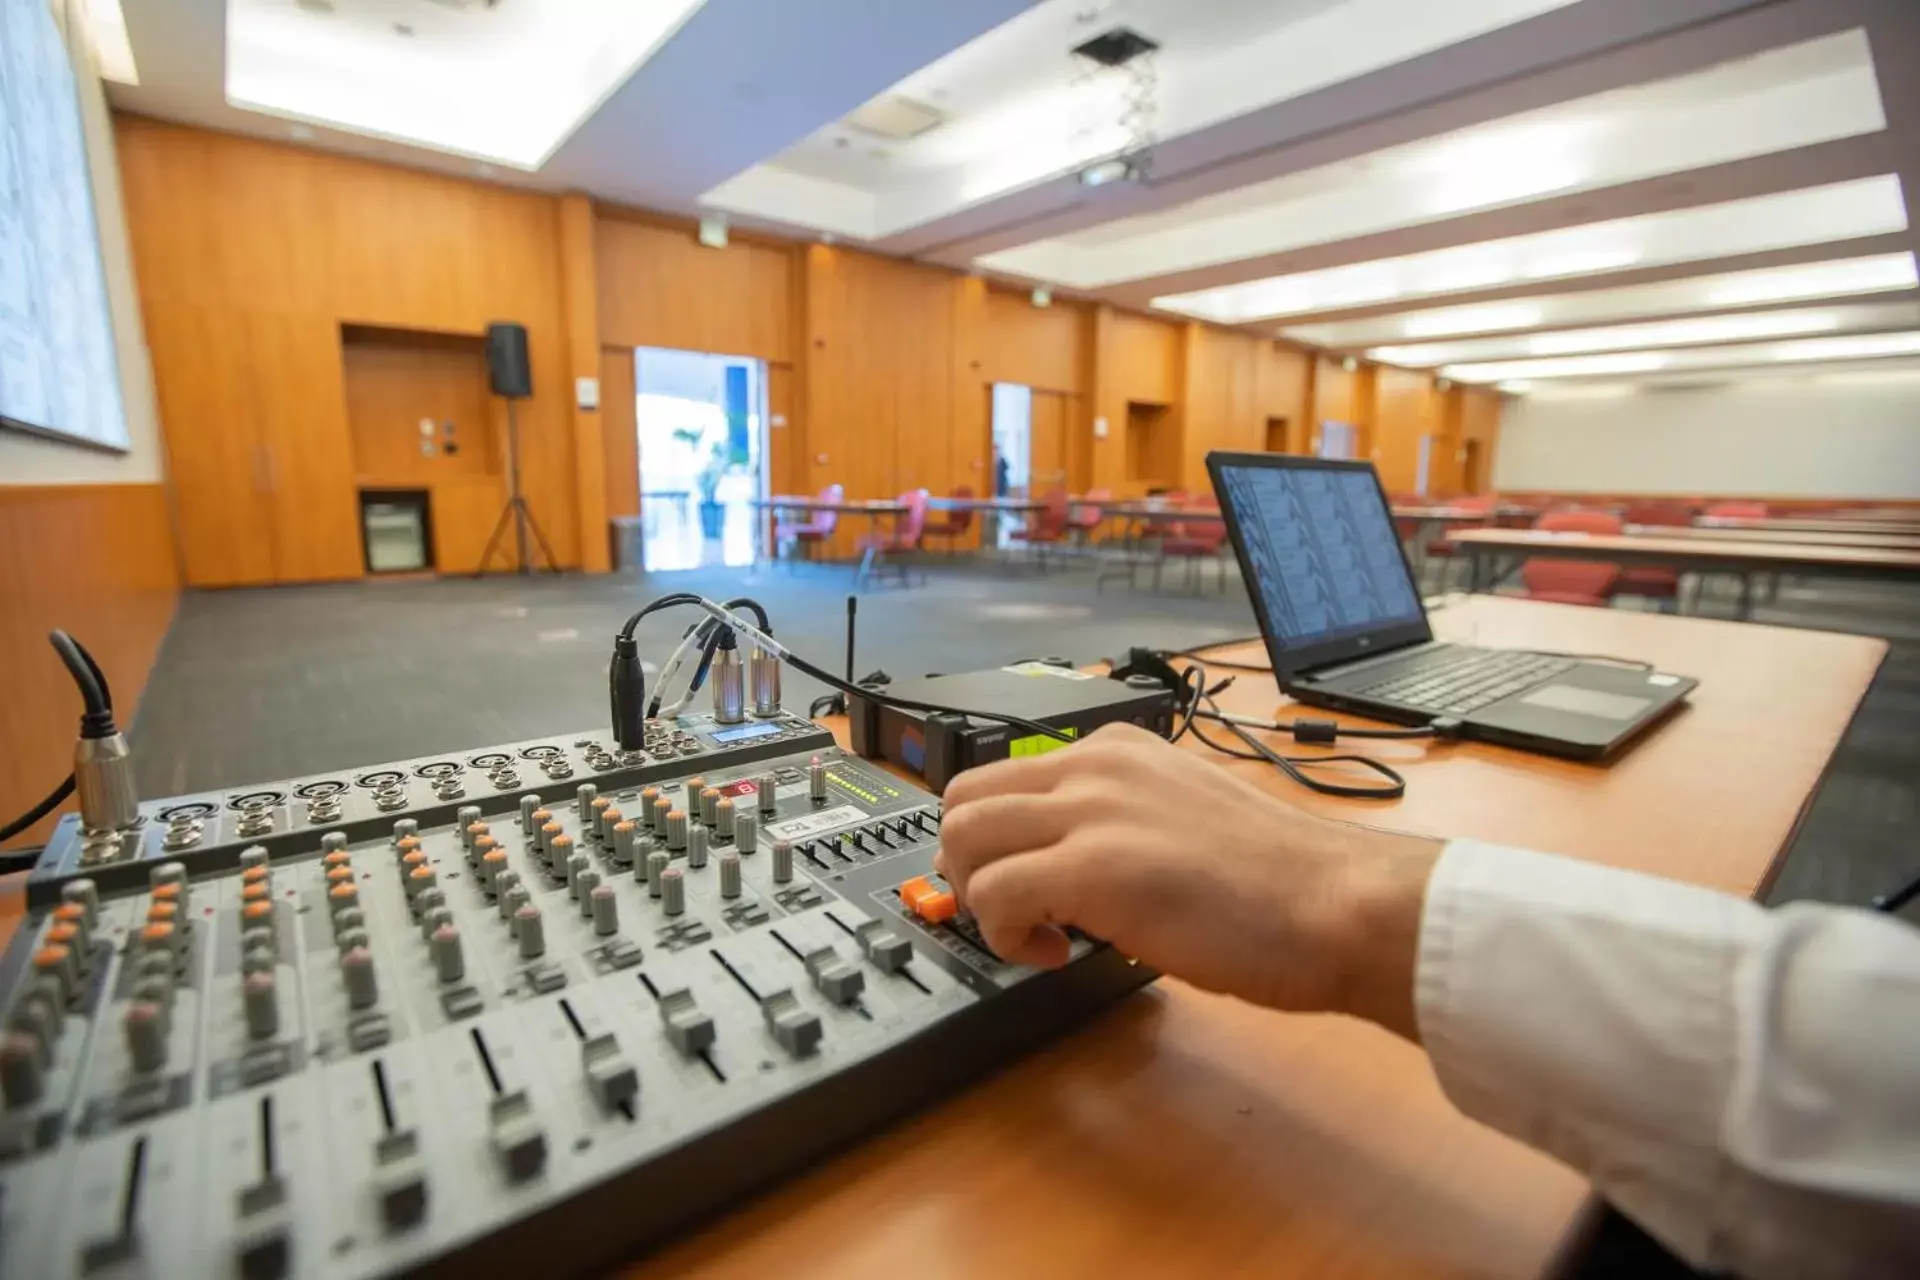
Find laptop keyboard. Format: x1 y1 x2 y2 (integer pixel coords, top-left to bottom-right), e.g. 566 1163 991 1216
1357 650 1576 716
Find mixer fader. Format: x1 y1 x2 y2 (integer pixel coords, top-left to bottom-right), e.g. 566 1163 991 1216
0 714 1150 1277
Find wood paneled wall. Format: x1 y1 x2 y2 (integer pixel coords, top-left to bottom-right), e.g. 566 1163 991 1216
1372 366 1437 494
116 114 591 583
0 485 178 849
118 112 1503 580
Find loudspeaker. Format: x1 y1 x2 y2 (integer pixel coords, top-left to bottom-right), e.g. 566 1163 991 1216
485 322 532 399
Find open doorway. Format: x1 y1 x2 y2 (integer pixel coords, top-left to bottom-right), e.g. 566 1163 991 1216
634 347 766 571
989 383 1031 548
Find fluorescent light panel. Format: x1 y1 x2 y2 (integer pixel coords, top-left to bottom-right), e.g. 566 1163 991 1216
1285 253 1918 347
982 29 1885 290
1155 176 1910 324
1367 303 1920 366
1442 329 1920 382
224 0 707 168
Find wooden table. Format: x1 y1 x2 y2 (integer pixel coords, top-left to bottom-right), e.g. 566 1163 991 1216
1450 527 1920 618
1698 514 1920 536
0 600 1884 1280
1092 502 1227 591
596 595 1885 1280
1627 523 1920 551
753 496 911 585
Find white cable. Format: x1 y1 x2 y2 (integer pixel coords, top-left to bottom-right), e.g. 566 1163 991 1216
648 624 712 719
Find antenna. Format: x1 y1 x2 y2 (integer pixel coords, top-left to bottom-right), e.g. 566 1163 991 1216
844 595 858 688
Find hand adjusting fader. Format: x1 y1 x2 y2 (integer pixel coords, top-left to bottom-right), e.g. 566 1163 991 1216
0 718 1151 1278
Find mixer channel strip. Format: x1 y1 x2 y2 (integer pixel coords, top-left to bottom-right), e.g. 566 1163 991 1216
0 719 1152 1278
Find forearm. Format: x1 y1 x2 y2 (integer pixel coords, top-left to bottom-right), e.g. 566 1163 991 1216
1411 840 1920 1280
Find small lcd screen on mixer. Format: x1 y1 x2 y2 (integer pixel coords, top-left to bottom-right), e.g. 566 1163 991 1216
711 722 781 743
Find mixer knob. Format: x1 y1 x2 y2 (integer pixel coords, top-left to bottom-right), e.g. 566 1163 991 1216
809 759 828 804
576 783 598 819
62 877 100 927
470 833 498 871
124 1000 170 1073
335 928 371 955
429 924 465 984
758 775 778 813
611 820 638 868
395 836 423 866
771 839 794 885
48 910 92 963
539 821 564 863
581 1033 639 1110
658 988 715 1056
341 947 379 1009
515 905 545 959
733 812 758 854
331 905 364 938
576 869 601 915
10 992 59 1061
243 972 279 1040
684 777 705 815
241 943 277 977
660 867 686 917
320 831 349 854
503 884 532 926
406 865 437 900
665 810 689 852
718 852 742 900
638 787 661 829
517 794 543 834
651 795 673 833
328 882 360 917
646 851 669 899
592 884 620 935
855 920 914 974
413 886 446 918
421 907 453 940
464 821 490 851
239 845 270 872
489 1091 547 1182
699 788 721 830
714 796 735 841
494 871 523 918
687 824 710 869
0 1031 46 1108
456 806 482 845
392 817 419 845
480 848 509 890
598 805 621 846
761 990 822 1057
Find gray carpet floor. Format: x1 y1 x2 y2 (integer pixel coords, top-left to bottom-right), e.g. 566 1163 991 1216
126 557 1920 913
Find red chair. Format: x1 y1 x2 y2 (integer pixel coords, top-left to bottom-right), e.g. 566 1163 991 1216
854 489 929 588
1068 487 1112 549
1153 504 1231 592
1009 486 1071 571
1518 510 1624 607
1705 501 1768 520
922 486 976 556
1615 502 1696 609
775 484 843 567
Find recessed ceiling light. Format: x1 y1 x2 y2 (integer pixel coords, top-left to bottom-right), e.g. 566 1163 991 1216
288 123 315 141
1770 332 1920 362
1079 157 1134 187
1401 303 1545 338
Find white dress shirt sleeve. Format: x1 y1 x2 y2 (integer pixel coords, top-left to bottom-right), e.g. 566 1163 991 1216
1415 839 1920 1280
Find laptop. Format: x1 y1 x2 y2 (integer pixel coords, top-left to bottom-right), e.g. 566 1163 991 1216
1206 451 1696 760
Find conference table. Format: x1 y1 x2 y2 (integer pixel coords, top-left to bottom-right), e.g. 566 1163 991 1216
1698 514 1920 537
925 494 1048 552
753 495 911 587
1086 501 1228 592
1449 527 1920 618
0 600 1884 1279
1628 523 1920 551
606 594 1885 1280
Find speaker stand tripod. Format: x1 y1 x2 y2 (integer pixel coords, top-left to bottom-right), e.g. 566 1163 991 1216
476 398 560 576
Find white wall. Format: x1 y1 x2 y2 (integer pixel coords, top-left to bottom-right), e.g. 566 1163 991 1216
0 0 162 485
1494 373 1920 498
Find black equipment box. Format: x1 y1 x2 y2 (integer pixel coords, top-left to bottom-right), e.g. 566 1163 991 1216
848 660 1177 791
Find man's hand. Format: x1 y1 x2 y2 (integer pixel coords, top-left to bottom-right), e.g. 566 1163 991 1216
934 722 1442 1039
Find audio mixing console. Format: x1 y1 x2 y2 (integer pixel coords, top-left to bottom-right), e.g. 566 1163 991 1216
0 712 1151 1277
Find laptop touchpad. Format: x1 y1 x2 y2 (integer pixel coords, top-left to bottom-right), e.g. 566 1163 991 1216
1518 684 1651 721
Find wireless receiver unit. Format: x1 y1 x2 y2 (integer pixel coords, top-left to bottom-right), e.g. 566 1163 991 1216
847 660 1176 791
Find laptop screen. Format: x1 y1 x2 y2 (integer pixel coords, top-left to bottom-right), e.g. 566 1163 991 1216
1209 454 1431 674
